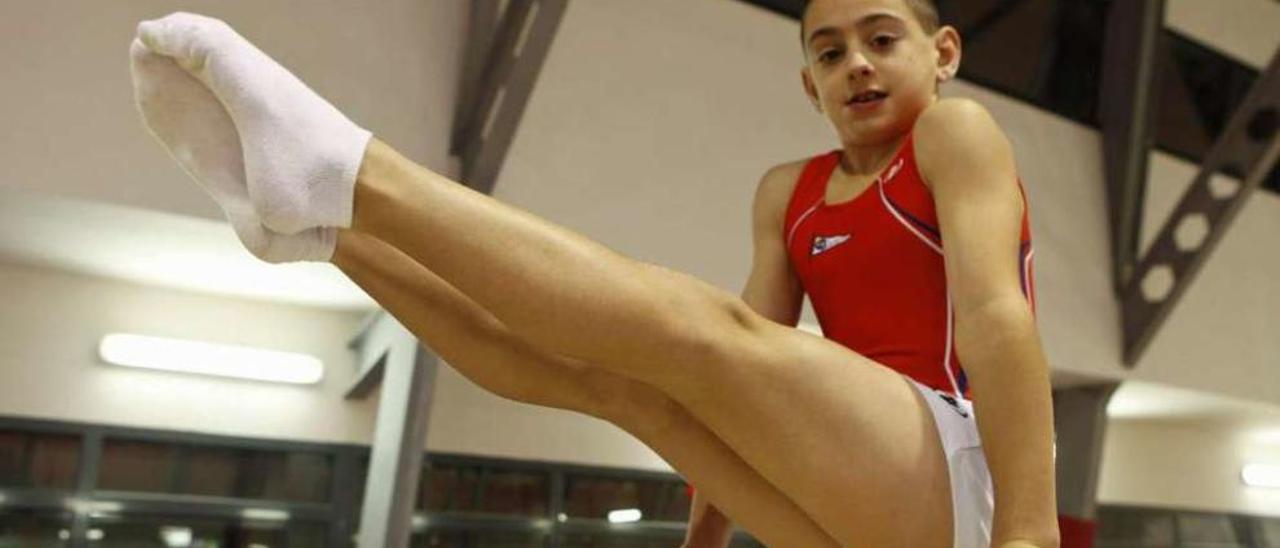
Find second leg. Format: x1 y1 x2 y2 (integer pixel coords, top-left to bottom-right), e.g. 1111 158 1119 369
349 139 956 546
331 229 840 548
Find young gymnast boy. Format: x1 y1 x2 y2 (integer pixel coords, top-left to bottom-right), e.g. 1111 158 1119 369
130 1 1058 545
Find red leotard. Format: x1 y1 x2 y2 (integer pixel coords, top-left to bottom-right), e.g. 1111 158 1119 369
782 133 1035 398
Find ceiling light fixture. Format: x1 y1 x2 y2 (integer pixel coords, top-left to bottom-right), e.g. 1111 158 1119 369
241 508 291 521
159 526 193 547
607 508 642 524
99 334 323 385
1242 463 1280 488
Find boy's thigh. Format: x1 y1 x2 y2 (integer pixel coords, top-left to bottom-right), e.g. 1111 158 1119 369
675 322 956 547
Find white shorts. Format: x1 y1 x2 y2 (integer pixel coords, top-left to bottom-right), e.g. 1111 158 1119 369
906 377 995 548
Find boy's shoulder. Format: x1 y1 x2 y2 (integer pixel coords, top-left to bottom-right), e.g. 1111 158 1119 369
916 97 995 125
913 97 1017 191
754 157 812 214
761 158 811 188
913 97 1005 149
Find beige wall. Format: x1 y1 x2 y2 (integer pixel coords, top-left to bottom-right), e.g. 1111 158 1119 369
1100 418 1280 517
0 251 673 470
425 364 669 471
497 0 831 292
0 261 376 444
0 0 1277 514
0 0 465 222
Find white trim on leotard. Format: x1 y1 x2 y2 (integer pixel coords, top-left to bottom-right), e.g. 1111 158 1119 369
786 198 824 250
877 176 966 398
1023 247 1036 311
877 179 943 256
942 294 963 399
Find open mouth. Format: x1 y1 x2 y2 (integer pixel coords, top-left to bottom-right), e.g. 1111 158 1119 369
848 91 888 105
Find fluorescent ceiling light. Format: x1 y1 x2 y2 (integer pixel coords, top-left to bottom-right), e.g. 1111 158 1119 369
99 334 323 385
65 499 123 515
241 508 291 521
159 526 193 547
1242 463 1280 488
607 508 642 524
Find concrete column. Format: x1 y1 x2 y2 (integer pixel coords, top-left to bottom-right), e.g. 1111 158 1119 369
1053 383 1121 548
347 312 439 548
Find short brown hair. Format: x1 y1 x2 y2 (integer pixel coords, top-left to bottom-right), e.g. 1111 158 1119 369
801 0 942 50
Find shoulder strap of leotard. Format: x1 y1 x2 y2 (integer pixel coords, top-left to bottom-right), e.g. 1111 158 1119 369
783 151 841 246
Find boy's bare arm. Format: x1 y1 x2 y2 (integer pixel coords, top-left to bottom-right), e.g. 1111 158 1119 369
683 162 805 546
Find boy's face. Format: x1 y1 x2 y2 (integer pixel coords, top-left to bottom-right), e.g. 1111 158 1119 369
801 0 960 147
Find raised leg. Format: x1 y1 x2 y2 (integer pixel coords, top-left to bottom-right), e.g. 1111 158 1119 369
349 139 955 547
351 138 749 376
131 17 956 543
330 229 839 548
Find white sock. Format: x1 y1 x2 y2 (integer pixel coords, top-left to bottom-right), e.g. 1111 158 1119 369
131 37 337 263
135 11 373 234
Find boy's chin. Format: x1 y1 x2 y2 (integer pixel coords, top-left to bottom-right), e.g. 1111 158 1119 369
841 124 910 146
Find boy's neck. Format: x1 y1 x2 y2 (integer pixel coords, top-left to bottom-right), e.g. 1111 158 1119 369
838 133 909 177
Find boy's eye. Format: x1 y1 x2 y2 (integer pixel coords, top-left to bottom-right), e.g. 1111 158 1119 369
818 49 843 63
871 35 897 48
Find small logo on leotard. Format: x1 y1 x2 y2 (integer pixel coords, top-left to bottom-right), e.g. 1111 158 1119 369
938 393 971 418
879 158 905 185
810 234 852 256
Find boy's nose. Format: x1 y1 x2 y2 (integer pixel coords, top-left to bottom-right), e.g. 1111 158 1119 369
846 52 875 78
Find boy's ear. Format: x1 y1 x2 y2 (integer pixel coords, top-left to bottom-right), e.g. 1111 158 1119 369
934 26 962 82
801 68 823 113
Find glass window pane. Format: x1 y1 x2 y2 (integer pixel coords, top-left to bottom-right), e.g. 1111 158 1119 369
230 450 284 500
243 451 332 503
563 475 689 522
0 431 80 490
28 435 80 489
561 533 683 548
1096 507 1175 545
413 528 546 548
277 451 333 503
565 534 764 548
97 440 175 493
1258 518 1280 548
1177 512 1238 544
183 446 332 503
421 464 479 512
0 510 72 547
421 463 548 517
0 432 26 487
91 514 327 548
184 446 238 498
729 537 765 548
351 454 370 526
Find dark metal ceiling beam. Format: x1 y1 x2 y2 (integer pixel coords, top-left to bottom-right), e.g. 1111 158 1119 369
958 0 1029 43
1099 0 1165 295
451 0 569 195
1121 49 1280 365
452 0 502 154
741 0 1034 44
739 0 804 19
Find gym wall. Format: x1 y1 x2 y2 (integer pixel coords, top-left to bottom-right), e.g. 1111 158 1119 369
0 0 1277 520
